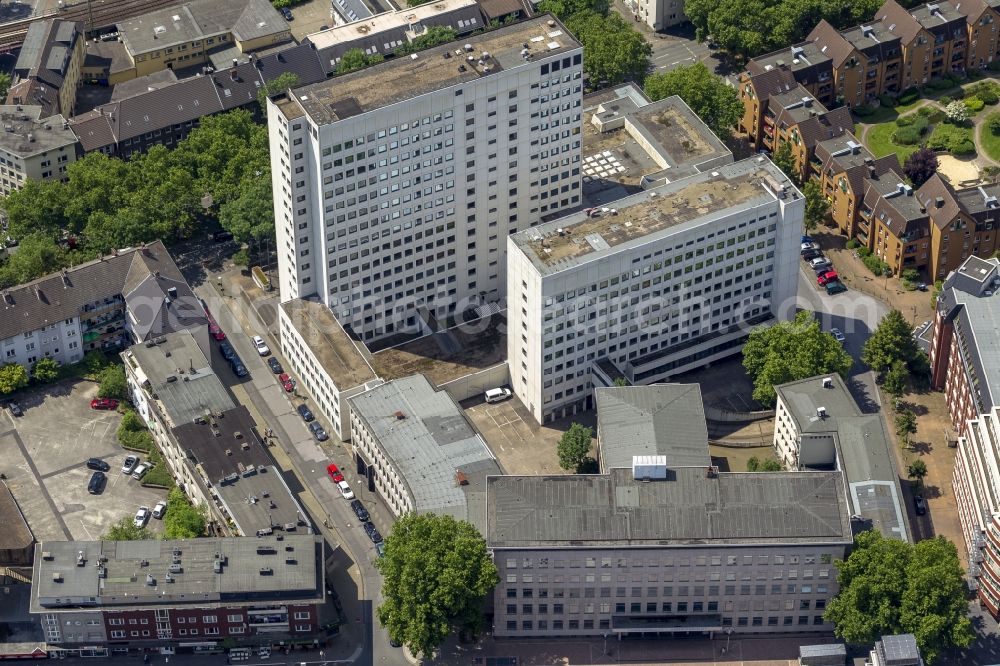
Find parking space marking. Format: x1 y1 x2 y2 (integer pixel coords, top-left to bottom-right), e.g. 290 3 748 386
6 427 73 540
77 519 95 541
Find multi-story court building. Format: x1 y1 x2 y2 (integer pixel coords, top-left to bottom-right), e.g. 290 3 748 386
506 158 802 423
267 16 584 343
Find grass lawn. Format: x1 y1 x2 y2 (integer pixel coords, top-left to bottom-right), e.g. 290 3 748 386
865 121 920 161
982 112 1000 162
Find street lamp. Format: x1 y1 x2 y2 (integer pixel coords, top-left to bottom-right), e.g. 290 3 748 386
603 632 609 655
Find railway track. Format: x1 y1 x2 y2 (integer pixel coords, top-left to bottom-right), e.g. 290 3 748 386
0 0 184 50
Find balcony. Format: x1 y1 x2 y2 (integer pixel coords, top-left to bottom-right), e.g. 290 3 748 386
859 207 873 220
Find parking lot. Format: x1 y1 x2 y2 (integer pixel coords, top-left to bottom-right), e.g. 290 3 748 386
463 395 596 475
1 380 167 542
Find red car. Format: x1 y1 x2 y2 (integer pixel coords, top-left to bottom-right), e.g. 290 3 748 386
817 270 839 286
208 323 226 341
279 373 296 392
326 464 344 483
90 398 119 410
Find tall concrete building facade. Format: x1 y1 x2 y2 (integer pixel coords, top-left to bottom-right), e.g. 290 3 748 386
506 159 802 423
267 16 583 343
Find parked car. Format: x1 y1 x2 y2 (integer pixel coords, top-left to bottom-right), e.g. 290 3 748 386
209 322 226 341
364 521 383 543
917 282 928 292
808 256 830 269
132 462 151 480
297 403 315 422
914 495 928 516
801 249 822 261
90 398 119 410
268 357 283 374
309 421 329 442
375 542 386 558
232 363 249 378
817 270 839 286
351 499 369 522
830 328 845 343
88 471 106 495
280 7 293 19
279 372 295 392
86 457 110 472
484 387 512 404
326 463 344 483
252 335 270 356
801 235 815 244
825 281 848 295
337 480 355 499
219 341 236 360
8 401 22 417
134 506 150 528
800 242 818 253
152 500 167 519
122 455 140 475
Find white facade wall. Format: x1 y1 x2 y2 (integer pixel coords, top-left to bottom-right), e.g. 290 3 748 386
492 543 845 637
0 317 84 370
623 0 687 30
773 397 799 467
270 48 584 343
508 179 803 424
278 306 374 441
954 408 1000 552
348 410 415 517
0 142 78 197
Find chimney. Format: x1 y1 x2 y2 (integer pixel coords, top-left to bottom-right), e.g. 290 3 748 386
167 286 178 299
230 68 238 81
394 410 406 420
935 196 945 208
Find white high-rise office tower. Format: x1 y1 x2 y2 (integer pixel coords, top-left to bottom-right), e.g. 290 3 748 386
268 16 583 343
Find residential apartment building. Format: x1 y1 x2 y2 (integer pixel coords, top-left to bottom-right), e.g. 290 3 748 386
304 0 485 74
621 0 687 30
347 374 500 528
267 16 584 343
279 298 380 441
29 536 327 647
71 43 326 158
0 242 202 373
806 19 903 109
861 172 929 274
773 374 910 542
812 134 899 239
877 0 967 87
506 158 802 424
487 466 853 638
0 105 77 196
743 43 834 109
116 0 291 81
7 19 85 119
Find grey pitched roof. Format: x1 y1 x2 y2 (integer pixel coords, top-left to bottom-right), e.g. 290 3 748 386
775 374 910 542
110 69 179 101
596 385 711 472
68 109 116 152
11 19 82 100
0 241 189 342
487 468 853 548
348 374 500 532
254 42 327 87
231 0 290 43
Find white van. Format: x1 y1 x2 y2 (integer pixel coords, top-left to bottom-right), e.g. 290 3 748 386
484 388 512 404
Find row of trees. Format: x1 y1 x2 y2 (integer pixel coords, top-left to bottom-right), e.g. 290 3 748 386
0 109 271 289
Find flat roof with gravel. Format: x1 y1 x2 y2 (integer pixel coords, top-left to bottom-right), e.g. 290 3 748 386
280 298 377 389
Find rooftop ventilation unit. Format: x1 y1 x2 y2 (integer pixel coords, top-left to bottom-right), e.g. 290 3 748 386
394 410 406 419
168 563 182 573
145 574 156 586
165 573 174 583
822 377 834 388
259 567 273 576
632 455 667 481
42 551 53 561
51 572 62 582
76 551 86 566
816 407 827 418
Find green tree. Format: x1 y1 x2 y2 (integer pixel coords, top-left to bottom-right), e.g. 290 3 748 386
746 456 760 471
163 487 207 539
747 456 781 471
537 0 609 18
336 48 385 75
0 363 29 395
742 311 853 406
862 310 922 376
102 516 153 541
803 180 830 231
566 12 651 86
375 513 499 658
907 459 928 484
557 422 594 471
32 358 60 383
643 63 744 139
771 142 797 181
883 358 908 400
0 72 11 100
895 409 918 448
3 178 69 240
398 26 457 54
825 531 973 663
612 377 629 387
257 72 301 110
97 364 127 400
219 171 274 245
0 232 68 289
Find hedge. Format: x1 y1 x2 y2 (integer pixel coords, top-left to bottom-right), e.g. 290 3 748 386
927 123 976 155
898 87 920 106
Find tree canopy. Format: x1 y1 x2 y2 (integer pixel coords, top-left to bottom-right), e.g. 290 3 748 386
0 110 270 285
398 26 457 54
102 516 153 541
537 0 608 19
684 0 886 59
862 309 925 377
566 11 651 86
375 513 499 658
643 63 743 140
557 422 594 471
97 364 127 400
742 310 853 405
257 72 301 110
803 180 830 231
163 488 207 539
825 531 973 663
0 363 28 395
336 48 385 75
903 147 938 187
32 358 60 383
